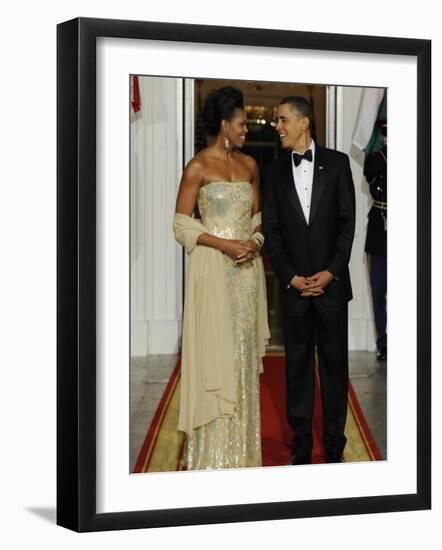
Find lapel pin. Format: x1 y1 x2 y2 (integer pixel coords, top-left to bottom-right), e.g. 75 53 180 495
319 165 324 170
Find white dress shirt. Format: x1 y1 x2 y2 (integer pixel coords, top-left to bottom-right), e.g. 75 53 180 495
291 139 315 224
286 139 339 288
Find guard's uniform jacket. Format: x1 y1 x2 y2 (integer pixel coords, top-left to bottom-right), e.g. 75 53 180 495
364 145 387 257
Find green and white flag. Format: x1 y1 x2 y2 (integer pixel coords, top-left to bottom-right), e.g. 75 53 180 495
364 91 387 155
351 88 385 165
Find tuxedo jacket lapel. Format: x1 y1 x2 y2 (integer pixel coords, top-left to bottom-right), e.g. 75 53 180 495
309 145 326 224
280 152 307 226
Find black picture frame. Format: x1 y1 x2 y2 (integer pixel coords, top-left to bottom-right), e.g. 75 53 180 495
57 17 431 532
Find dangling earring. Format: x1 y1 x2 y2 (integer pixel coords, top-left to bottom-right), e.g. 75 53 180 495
223 131 231 151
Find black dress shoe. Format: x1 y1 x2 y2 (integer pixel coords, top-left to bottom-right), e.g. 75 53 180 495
376 349 387 362
288 454 311 465
325 455 344 463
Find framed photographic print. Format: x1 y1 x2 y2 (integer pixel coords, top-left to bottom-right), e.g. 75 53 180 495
57 17 431 532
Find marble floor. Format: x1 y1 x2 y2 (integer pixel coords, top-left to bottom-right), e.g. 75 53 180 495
130 351 387 471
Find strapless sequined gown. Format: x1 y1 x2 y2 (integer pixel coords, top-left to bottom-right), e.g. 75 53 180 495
182 181 262 470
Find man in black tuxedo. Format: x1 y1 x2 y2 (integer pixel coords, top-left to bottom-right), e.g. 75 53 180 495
261 96 356 465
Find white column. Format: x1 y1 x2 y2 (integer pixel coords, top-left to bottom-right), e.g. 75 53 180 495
336 86 377 351
131 76 184 356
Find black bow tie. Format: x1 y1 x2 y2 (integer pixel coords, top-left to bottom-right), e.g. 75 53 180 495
292 149 313 167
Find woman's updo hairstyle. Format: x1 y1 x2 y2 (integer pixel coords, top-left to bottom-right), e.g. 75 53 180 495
201 86 245 136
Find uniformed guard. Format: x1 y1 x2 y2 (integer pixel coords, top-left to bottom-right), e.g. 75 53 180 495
364 119 387 362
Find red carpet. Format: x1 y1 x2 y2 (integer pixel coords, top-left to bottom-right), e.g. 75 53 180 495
133 354 382 473
260 354 382 465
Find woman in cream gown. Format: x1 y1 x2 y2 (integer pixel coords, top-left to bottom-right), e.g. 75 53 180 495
173 87 270 470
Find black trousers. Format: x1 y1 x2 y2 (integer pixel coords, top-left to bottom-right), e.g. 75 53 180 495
282 298 349 458
369 254 387 353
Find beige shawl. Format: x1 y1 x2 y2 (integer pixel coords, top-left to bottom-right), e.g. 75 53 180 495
173 212 270 434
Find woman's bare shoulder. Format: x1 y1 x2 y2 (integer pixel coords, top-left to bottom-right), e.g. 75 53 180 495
243 153 258 169
238 152 259 181
183 152 209 178
239 151 258 170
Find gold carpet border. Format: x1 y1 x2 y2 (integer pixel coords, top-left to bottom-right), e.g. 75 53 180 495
141 370 181 472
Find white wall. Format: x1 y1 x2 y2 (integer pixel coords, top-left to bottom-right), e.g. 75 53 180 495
338 86 378 351
130 76 183 356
